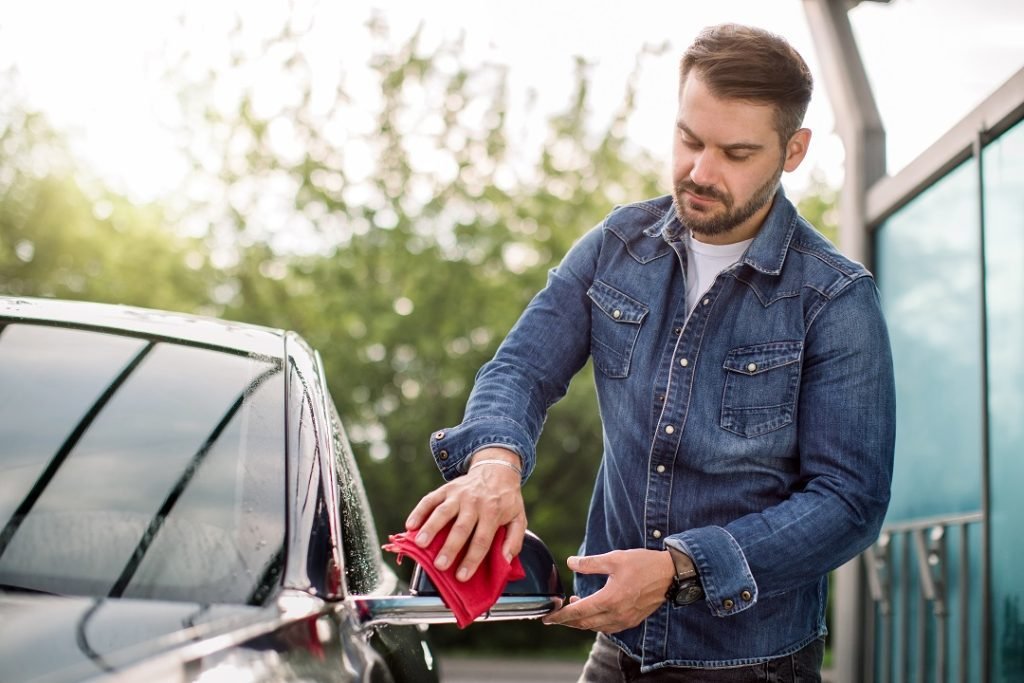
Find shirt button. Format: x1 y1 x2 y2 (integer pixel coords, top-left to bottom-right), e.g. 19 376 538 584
434 431 446 440
438 450 449 460
702 298 710 306
656 464 666 473
741 590 753 602
679 358 689 367
656 395 665 403
747 363 757 373
652 529 662 539
612 309 622 319
664 425 675 434
723 598 735 610
673 327 682 336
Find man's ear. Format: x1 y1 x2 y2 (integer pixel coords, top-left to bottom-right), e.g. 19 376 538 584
783 128 812 172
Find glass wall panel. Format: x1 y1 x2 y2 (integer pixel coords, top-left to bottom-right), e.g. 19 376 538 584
983 118 1024 683
875 160 984 682
875 160 983 522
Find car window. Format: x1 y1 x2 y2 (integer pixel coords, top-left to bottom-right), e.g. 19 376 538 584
0 323 285 605
329 402 383 595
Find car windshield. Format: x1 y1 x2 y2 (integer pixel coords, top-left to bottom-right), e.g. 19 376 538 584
0 322 286 605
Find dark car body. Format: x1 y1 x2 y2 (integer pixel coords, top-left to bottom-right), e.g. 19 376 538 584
0 297 561 683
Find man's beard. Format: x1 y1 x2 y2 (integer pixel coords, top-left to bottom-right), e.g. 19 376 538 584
672 162 784 237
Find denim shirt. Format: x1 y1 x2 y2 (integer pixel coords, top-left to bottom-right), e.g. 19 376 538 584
428 189 895 670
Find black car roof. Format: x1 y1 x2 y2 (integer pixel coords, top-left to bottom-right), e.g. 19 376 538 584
0 296 285 359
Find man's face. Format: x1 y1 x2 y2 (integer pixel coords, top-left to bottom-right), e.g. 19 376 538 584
671 70 808 243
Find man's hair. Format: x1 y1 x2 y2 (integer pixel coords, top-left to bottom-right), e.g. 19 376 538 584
680 23 813 145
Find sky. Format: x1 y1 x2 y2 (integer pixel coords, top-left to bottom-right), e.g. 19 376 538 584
0 0 1022 205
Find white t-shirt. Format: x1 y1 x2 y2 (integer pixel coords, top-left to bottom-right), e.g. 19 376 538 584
685 232 753 315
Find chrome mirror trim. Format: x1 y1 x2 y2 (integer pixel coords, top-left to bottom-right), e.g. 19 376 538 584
349 594 563 628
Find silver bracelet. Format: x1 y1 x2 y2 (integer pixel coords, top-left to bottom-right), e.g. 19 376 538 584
468 458 523 476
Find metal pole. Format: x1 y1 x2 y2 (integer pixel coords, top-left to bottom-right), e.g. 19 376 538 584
913 529 929 682
933 526 948 683
959 523 969 683
900 533 910 683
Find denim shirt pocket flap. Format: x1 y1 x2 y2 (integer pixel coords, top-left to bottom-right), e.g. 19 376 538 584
721 341 803 376
587 280 648 324
587 280 649 378
721 341 803 438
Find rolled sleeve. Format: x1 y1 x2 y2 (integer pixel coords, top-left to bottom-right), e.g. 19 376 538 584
666 528 758 617
429 417 534 484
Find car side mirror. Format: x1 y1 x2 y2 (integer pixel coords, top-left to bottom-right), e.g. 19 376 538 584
351 531 565 628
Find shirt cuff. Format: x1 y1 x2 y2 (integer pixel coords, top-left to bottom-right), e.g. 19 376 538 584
666 526 758 617
428 416 535 484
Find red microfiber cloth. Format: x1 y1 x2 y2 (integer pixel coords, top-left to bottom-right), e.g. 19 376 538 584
383 522 525 628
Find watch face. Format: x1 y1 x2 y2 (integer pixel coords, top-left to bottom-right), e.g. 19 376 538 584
678 582 704 605
671 578 704 606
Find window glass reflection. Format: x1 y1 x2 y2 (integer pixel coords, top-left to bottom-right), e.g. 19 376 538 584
0 324 284 605
983 119 1024 682
875 160 983 521
0 325 147 524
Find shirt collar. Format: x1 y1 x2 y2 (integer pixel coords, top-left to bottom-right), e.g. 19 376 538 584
652 185 798 276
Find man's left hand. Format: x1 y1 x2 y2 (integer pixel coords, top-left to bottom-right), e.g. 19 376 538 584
541 549 676 633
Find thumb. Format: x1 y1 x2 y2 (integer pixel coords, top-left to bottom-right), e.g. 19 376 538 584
567 553 613 576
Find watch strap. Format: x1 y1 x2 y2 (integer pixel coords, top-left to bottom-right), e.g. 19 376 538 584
666 545 697 580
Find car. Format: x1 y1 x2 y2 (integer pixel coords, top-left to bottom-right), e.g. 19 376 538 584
0 296 563 683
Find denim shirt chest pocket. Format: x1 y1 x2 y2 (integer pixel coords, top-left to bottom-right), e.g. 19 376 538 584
720 340 803 437
587 280 649 378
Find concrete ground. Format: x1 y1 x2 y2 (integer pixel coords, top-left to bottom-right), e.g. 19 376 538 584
439 657 583 683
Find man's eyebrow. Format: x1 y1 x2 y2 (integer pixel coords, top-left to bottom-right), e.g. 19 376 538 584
676 120 764 152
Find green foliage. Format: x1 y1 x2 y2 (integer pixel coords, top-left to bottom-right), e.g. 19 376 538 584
796 168 839 244
0 18 838 657
0 85 216 312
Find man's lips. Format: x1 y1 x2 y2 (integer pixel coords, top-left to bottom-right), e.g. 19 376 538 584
684 190 720 206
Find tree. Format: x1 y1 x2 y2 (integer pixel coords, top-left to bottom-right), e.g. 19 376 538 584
796 167 839 244
0 70 216 313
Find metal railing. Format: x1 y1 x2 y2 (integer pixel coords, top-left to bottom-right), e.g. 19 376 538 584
864 511 984 683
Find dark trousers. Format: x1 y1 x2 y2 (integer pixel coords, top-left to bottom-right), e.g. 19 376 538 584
578 634 824 682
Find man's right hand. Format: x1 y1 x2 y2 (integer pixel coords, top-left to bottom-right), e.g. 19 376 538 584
404 447 527 582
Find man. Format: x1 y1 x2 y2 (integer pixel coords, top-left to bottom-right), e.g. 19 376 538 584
405 23 895 680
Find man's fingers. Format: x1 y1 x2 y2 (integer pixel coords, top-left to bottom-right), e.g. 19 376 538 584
413 496 463 552
405 488 447 534
542 592 610 629
433 510 479 572
543 593 624 632
501 514 528 562
455 518 500 581
567 552 615 576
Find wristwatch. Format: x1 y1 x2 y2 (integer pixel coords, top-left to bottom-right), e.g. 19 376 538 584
665 546 705 606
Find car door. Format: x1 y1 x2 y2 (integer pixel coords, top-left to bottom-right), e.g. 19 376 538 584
325 399 440 683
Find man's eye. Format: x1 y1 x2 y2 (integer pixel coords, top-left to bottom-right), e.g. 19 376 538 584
726 152 751 162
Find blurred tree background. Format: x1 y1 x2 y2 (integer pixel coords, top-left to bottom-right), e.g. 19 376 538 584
0 10 836 659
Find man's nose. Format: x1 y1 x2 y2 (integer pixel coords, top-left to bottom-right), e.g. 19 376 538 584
689 151 719 188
